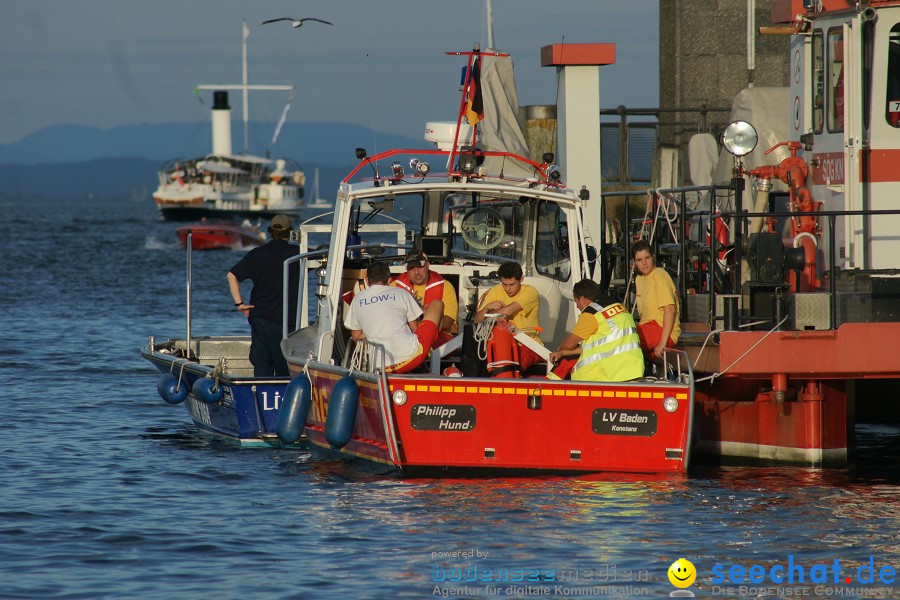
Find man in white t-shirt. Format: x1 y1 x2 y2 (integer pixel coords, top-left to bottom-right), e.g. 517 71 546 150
344 261 444 373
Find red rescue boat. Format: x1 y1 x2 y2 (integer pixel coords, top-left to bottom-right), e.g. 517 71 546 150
277 47 694 476
176 219 267 251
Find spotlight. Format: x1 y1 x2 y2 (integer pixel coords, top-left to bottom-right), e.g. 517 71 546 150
458 147 478 174
547 164 562 181
409 158 431 176
722 121 758 157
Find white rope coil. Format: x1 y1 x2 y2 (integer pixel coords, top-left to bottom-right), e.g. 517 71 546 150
474 315 502 361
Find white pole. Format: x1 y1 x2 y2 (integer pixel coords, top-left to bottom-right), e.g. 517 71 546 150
186 233 192 359
746 0 756 86
242 20 250 154
486 0 495 49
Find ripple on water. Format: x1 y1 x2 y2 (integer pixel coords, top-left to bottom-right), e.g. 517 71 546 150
2 197 900 598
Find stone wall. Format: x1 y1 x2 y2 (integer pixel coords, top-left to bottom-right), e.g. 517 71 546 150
659 0 790 183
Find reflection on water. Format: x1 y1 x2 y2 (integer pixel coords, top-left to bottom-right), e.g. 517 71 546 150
4 196 900 598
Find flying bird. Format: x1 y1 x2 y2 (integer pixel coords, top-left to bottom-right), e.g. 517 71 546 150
260 17 334 28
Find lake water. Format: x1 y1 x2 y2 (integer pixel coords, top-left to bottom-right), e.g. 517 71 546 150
1 195 899 599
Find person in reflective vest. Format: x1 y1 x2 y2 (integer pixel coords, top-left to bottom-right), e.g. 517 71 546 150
549 279 644 381
390 251 458 348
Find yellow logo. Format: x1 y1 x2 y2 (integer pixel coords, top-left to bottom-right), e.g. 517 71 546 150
668 558 696 588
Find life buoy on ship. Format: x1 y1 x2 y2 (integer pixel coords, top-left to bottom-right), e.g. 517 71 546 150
325 375 359 450
276 375 312 445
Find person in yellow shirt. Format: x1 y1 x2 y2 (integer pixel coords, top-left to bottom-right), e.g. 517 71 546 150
632 240 681 359
391 251 459 348
473 261 542 376
548 279 643 381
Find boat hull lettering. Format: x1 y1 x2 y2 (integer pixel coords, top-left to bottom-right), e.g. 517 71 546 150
592 409 658 437
410 404 476 431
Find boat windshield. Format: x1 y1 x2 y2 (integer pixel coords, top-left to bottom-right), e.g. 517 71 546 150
345 189 572 279
442 192 571 278
442 193 526 262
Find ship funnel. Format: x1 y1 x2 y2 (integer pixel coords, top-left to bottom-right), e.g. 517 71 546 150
211 91 233 157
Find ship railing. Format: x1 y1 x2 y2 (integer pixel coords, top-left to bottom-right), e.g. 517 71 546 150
710 207 900 331
602 180 900 331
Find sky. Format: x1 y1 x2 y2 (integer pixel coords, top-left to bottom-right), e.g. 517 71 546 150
0 1 659 146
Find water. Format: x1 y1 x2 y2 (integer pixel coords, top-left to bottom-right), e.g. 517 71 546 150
2 195 899 599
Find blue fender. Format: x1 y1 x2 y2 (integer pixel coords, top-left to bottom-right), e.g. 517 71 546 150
192 377 224 404
157 373 188 405
324 375 359 450
276 375 313 445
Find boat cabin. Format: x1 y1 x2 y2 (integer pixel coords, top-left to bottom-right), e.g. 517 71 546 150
286 152 591 373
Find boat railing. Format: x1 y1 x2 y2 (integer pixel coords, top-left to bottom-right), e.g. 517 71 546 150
282 248 330 338
341 338 389 374
659 346 694 466
338 337 401 464
342 147 561 187
282 240 418 340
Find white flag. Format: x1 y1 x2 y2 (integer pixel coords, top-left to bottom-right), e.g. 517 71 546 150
272 101 292 144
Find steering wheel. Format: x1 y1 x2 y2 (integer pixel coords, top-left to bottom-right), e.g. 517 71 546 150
460 208 506 251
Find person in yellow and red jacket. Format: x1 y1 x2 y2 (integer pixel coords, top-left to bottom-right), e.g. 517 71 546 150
548 279 644 382
473 261 543 377
632 239 681 359
390 251 458 349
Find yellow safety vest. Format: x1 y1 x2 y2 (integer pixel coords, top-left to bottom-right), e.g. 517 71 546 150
573 302 644 382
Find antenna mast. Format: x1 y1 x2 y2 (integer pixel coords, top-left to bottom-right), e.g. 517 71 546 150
242 20 250 153
486 0 495 49
197 20 293 155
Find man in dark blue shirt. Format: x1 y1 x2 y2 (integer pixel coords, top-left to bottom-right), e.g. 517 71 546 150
227 214 299 377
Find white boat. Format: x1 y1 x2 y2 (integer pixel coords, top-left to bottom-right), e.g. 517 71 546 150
153 21 305 222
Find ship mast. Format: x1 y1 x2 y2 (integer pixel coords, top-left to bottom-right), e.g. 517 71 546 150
197 20 293 156
486 0 495 49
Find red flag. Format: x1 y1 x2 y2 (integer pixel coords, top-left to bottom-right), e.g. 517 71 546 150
465 57 484 125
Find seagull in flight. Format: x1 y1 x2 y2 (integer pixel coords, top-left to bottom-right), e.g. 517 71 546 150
261 17 334 28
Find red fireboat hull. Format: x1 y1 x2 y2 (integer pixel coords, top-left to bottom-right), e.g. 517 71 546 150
684 322 900 466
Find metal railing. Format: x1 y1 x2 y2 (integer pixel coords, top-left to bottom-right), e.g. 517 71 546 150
602 181 900 331
599 104 731 184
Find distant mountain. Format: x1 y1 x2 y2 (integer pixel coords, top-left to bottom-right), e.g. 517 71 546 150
0 158 353 201
0 121 423 167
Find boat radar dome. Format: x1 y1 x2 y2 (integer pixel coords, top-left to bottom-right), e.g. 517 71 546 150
424 121 473 151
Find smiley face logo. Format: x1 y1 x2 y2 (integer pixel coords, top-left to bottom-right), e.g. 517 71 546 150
668 558 696 588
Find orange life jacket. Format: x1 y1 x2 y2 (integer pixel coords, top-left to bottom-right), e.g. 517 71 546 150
392 270 445 308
